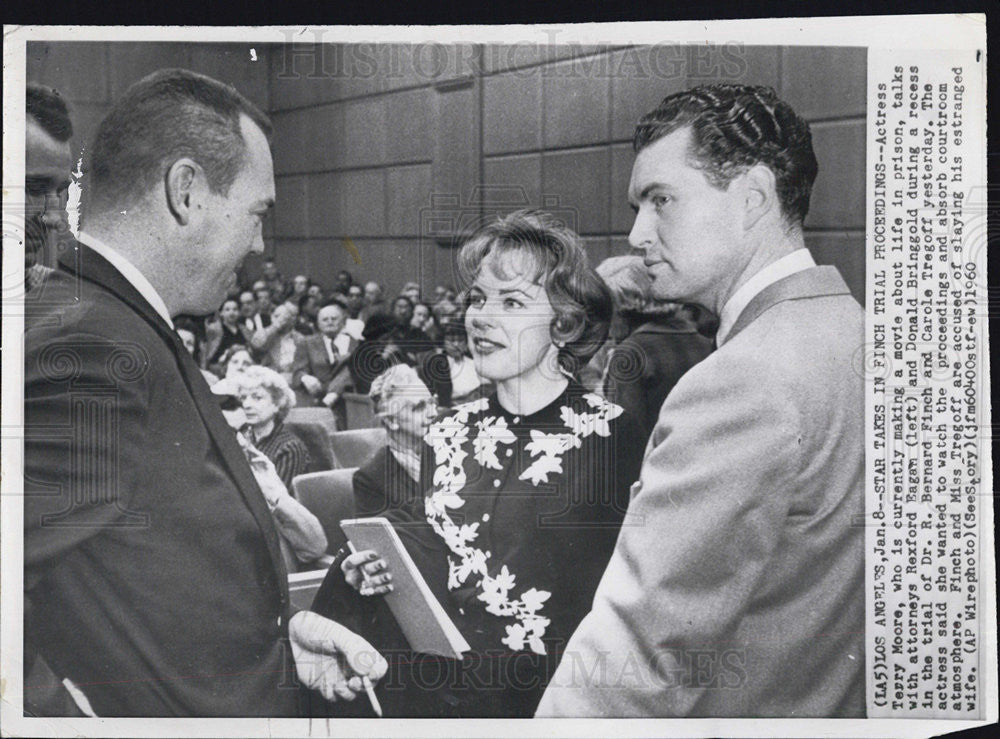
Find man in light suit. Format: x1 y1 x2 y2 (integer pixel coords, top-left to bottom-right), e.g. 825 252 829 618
24 68 385 716
292 297 358 428
536 84 865 717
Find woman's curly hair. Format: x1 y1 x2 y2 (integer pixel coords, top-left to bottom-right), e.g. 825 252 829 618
457 209 612 376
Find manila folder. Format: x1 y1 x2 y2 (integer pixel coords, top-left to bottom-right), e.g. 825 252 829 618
340 517 470 659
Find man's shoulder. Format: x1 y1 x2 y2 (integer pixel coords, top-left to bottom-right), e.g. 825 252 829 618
27 268 161 346
728 291 863 365
666 292 864 422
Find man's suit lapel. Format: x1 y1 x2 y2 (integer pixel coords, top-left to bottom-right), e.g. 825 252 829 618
62 241 290 585
723 265 852 346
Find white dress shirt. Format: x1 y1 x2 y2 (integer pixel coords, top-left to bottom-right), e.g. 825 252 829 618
716 248 816 346
77 231 174 329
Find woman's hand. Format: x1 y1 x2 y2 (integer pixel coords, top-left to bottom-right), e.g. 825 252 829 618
241 440 287 509
341 549 394 596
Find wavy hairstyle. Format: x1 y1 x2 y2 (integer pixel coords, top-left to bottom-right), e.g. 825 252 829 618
634 84 818 228
457 209 611 375
230 364 297 422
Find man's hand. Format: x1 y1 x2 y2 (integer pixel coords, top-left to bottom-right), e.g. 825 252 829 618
289 611 388 702
322 391 339 408
301 374 322 396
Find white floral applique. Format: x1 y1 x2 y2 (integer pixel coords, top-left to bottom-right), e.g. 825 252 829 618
519 393 625 485
423 399 555 655
472 415 517 469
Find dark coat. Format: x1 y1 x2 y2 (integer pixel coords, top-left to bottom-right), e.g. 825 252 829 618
23 241 298 717
352 445 424 518
603 314 714 442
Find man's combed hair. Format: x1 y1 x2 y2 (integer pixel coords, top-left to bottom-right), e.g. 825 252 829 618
26 84 73 142
634 84 818 227
82 68 272 220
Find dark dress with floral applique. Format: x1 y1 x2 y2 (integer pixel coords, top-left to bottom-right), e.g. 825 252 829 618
311 381 644 717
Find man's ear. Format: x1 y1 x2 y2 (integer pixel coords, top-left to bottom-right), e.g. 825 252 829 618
165 158 202 225
741 163 777 231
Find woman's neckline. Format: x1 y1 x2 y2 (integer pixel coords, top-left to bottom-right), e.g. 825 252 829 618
493 376 576 420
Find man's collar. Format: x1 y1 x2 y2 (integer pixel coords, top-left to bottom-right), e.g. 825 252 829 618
76 231 174 329
716 248 815 346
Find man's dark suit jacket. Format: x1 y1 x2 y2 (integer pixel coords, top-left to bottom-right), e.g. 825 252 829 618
24 241 299 717
291 333 357 400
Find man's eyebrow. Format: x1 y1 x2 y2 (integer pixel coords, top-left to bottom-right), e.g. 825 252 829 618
639 183 671 200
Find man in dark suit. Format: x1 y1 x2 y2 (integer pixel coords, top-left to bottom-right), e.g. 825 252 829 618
291 298 358 428
24 68 385 717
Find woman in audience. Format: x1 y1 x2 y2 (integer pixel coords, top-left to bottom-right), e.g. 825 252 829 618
410 302 433 336
352 365 437 518
598 255 714 441
231 365 311 491
313 210 645 717
219 344 255 378
205 298 253 374
234 414 327 574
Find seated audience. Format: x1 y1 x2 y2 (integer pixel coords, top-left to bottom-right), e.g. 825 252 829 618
416 314 489 408
237 290 260 332
400 281 421 304
205 297 253 371
230 363 312 488
253 285 274 328
288 274 310 303
236 434 327 572
335 269 354 296
292 298 358 429
389 295 431 347
251 301 304 385
345 284 364 319
218 344 255 378
440 316 490 404
353 365 437 518
598 255 714 441
261 258 286 302
410 302 432 336
296 292 320 336
175 318 220 385
349 313 406 395
360 280 387 322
